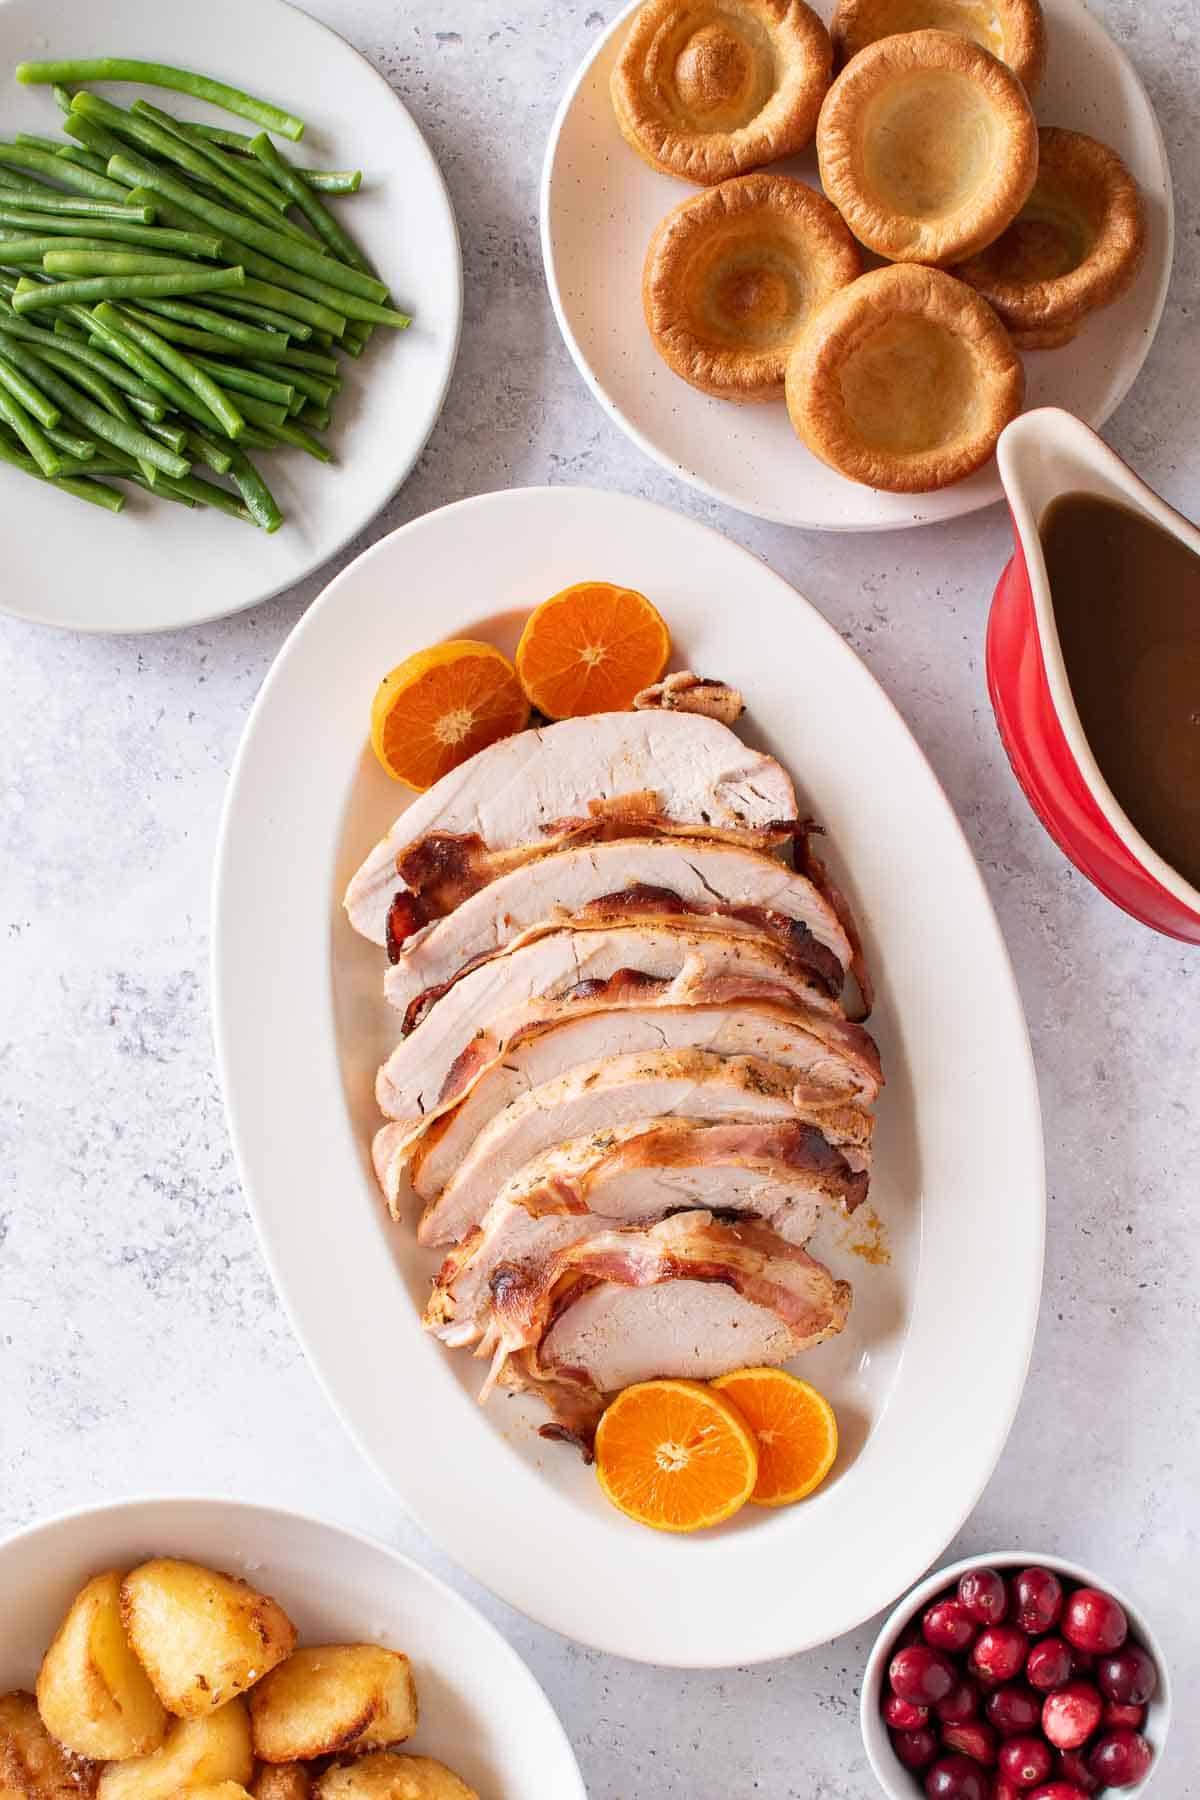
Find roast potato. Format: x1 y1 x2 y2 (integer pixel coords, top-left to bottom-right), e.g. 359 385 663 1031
36 1572 167 1760
0 1691 96 1800
170 1787 254 1800
120 1562 295 1718
315 1755 477 1800
96 1699 253 1800
249 1768 309 1800
248 1649 416 1763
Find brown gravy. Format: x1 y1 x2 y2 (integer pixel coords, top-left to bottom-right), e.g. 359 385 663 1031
1041 491 1200 891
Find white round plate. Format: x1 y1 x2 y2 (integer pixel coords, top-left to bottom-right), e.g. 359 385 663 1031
541 0 1174 532
0 1496 585 1797
0 0 461 632
213 487 1045 1665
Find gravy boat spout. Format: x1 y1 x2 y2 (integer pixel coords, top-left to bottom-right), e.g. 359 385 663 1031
987 406 1200 942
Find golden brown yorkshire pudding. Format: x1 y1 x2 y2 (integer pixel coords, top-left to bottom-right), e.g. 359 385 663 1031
611 0 833 185
952 127 1146 348
785 262 1024 490
643 174 862 400
830 0 1046 96
816 30 1038 265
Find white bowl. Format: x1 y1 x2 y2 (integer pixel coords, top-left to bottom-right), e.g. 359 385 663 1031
861 1551 1172 1797
0 1497 585 1798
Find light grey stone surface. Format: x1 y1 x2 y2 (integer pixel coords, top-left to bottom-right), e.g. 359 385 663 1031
2 3 1198 1795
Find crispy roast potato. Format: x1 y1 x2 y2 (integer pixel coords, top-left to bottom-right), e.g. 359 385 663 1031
249 1767 309 1800
315 1755 477 1800
96 1700 253 1800
120 1563 296 1718
170 1787 254 1800
0 1691 97 1800
248 1650 416 1763
36 1572 167 1760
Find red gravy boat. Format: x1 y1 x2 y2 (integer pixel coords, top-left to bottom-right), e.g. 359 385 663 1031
988 406 1200 942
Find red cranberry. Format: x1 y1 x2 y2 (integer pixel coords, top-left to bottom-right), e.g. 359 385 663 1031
1012 1567 1064 1635
1069 1648 1096 1677
891 1644 958 1706
1062 1588 1127 1655
1097 1644 1157 1707
1043 1681 1103 1750
1053 1750 1101 1794
1027 1786 1090 1799
1088 1730 1154 1787
937 1679 982 1725
1102 1700 1146 1729
883 1691 929 1729
993 1784 1022 1800
923 1754 989 1800
986 1685 1042 1736
1026 1638 1074 1692
892 1725 939 1770
971 1625 1028 1685
998 1735 1053 1788
958 1567 1009 1624
924 1598 979 1654
941 1722 996 1765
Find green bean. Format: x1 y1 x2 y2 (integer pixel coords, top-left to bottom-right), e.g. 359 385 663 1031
52 319 86 340
81 306 226 431
248 132 371 276
184 426 232 475
235 393 289 430
14 267 245 311
0 432 124 508
119 469 194 506
127 395 165 423
14 339 123 414
57 145 109 175
0 209 222 255
226 447 283 530
62 113 138 166
16 60 306 141
0 379 61 472
0 234 125 264
300 401 331 433
0 141 128 200
14 133 70 156
245 358 331 405
158 466 256 519
192 355 293 406
262 343 337 374
0 166 50 196
185 122 362 190
93 301 243 438
201 294 309 339
128 297 284 354
0 340 188 472
7 315 168 413
0 346 60 425
114 306 241 356
141 417 188 454
52 85 75 116
131 102 291 215
43 249 224 276
220 275 344 337
0 191 153 223
43 422 95 458
262 417 330 462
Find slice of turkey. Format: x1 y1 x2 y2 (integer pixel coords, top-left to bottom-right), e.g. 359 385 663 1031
376 920 847 1123
374 997 880 1214
415 1048 873 1247
384 837 851 1019
489 1210 852 1399
344 710 797 944
425 1116 868 1348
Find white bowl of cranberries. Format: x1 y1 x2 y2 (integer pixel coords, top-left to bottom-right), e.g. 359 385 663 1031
861 1553 1170 1799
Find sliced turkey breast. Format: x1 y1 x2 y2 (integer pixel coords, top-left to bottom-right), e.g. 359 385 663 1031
373 997 880 1214
384 836 851 1019
344 710 798 944
424 1116 868 1349
377 920 848 1124
416 1048 873 1247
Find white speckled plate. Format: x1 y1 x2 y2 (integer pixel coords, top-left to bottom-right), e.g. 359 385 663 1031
0 0 461 633
214 486 1045 1665
540 0 1174 531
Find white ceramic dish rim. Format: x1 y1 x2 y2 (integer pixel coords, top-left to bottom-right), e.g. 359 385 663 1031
860 1548 1173 1798
0 1493 587 1800
538 0 1176 534
997 406 1200 918
212 484 1046 1666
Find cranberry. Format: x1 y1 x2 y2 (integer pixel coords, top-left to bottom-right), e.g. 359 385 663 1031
1026 1786 1090 1799
998 1735 1053 1788
1088 1730 1154 1787
937 1679 982 1725
941 1721 996 1765
1053 1750 1101 1794
883 1691 930 1729
1012 1567 1064 1635
891 1644 958 1706
1102 1700 1146 1729
971 1625 1028 1685
1062 1588 1127 1655
923 1754 989 1800
986 1685 1042 1736
1097 1644 1157 1707
958 1567 1009 1625
1042 1681 1103 1750
1069 1648 1096 1677
924 1598 979 1654
892 1726 939 1770
993 1784 1022 1800
1026 1638 1074 1692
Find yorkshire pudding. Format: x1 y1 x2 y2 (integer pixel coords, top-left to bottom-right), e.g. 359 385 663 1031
785 262 1024 490
611 0 833 185
643 173 862 400
830 0 1046 95
816 29 1038 265
953 127 1146 348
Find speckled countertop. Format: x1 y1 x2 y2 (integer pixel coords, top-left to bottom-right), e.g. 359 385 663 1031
2 2 1198 1795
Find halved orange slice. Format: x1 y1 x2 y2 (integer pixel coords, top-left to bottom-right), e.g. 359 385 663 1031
514 580 671 719
369 639 530 790
593 1377 758 1533
711 1368 838 1506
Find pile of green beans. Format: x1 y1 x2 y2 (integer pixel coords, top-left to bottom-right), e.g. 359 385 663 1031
0 57 411 529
